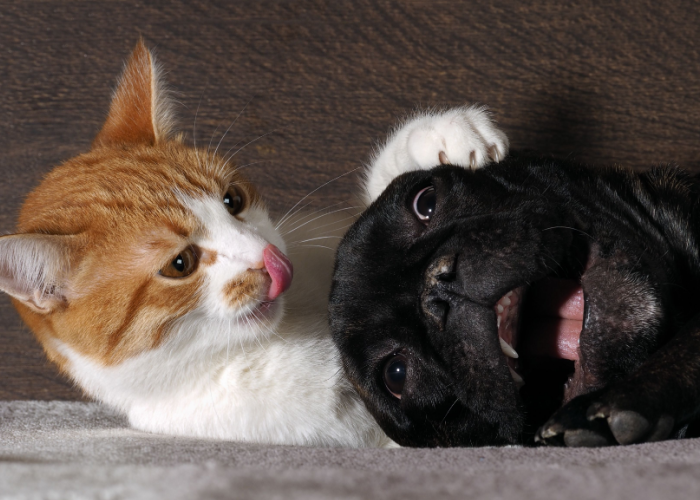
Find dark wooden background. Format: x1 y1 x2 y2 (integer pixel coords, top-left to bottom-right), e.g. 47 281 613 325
1 0 699 399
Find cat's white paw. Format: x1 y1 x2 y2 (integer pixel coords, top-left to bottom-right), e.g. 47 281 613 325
363 106 509 203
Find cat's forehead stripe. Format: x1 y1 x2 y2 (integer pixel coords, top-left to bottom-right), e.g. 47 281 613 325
18 143 257 235
163 220 192 239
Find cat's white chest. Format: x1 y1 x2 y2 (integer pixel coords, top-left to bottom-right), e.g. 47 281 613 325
54 255 390 448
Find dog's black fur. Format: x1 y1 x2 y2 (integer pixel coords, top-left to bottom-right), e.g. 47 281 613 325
329 153 700 447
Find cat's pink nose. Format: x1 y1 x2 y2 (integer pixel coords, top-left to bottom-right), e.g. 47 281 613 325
263 244 293 300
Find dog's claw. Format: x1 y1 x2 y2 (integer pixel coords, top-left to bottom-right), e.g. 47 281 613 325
539 426 560 439
535 426 565 447
586 402 609 421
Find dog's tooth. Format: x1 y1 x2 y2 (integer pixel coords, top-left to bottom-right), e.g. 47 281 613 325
509 367 525 388
539 427 559 439
506 291 513 298
502 296 512 306
500 338 519 359
497 304 504 313
497 316 501 328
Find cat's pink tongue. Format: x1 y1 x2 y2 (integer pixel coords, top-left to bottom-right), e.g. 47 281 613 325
263 244 293 300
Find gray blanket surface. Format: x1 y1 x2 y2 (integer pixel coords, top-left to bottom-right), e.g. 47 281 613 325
1 402 700 499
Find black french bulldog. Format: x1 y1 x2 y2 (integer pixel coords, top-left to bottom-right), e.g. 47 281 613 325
330 117 700 447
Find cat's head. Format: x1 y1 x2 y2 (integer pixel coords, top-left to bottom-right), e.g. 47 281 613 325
0 41 292 374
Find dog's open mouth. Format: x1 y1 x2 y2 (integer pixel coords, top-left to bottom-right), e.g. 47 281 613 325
495 278 586 434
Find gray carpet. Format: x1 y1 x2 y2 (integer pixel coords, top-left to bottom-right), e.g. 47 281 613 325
1 402 700 499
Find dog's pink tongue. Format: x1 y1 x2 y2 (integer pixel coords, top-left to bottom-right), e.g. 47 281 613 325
523 279 584 360
263 244 293 300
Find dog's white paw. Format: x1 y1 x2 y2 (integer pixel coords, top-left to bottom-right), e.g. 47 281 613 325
363 106 509 204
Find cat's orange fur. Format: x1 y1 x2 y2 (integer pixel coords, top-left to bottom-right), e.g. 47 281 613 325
15 40 263 368
0 39 409 446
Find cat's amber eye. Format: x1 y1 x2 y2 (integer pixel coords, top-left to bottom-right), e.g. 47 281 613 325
159 246 199 278
223 188 244 216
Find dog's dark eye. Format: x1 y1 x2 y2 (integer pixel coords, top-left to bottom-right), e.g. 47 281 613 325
224 188 244 216
159 246 199 278
383 353 407 399
412 185 436 222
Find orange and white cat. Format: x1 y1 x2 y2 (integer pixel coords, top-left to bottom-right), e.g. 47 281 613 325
0 41 507 446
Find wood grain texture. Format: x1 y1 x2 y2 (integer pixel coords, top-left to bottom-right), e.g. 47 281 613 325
1 0 699 399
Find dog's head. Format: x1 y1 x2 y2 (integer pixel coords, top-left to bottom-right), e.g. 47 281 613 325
330 164 581 446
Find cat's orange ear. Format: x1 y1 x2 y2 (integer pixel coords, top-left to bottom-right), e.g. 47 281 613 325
92 39 175 148
0 234 80 314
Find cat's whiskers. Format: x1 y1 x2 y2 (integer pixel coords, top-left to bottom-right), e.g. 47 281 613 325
192 95 204 171
238 295 288 344
213 98 254 160
206 123 222 161
275 199 317 230
276 200 349 233
291 244 336 251
249 309 282 344
222 128 283 167
229 160 268 172
278 199 344 224
275 168 360 230
281 206 360 238
219 139 243 166
231 299 270 352
294 236 344 243
284 216 357 252
243 314 268 354
191 96 254 179
281 211 359 240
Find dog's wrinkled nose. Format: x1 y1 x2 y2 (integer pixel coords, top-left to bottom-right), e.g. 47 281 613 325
421 254 457 329
425 254 457 285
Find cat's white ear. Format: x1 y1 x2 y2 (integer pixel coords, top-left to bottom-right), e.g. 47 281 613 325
0 234 78 314
92 39 175 148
